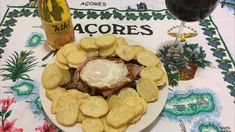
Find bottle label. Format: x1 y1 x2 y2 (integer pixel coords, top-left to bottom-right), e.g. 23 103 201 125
41 17 75 50
42 17 73 35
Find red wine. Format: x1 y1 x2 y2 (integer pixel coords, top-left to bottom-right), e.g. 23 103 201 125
165 0 218 22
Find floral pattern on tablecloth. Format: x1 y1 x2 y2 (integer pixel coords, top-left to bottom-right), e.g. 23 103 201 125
0 4 234 132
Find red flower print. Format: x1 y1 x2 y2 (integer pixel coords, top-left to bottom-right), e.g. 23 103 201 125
0 97 22 132
0 119 23 132
0 97 16 111
35 120 56 132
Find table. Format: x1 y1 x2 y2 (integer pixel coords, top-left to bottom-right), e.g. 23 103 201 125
0 1 234 132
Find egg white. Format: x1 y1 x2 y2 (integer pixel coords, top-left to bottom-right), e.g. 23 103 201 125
80 59 129 89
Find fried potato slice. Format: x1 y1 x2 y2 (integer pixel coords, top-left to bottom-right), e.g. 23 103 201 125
55 59 69 70
61 42 79 57
123 97 144 123
55 93 78 126
115 44 135 61
82 117 104 132
124 97 143 115
99 43 117 57
140 66 164 81
132 45 145 57
68 63 79 68
155 73 168 86
80 96 109 118
51 92 66 114
60 69 71 85
67 89 90 103
77 92 90 100
139 97 148 114
118 87 139 100
95 34 116 48
56 49 67 64
65 89 90 123
84 49 99 57
101 116 127 132
80 37 98 50
136 78 158 102
136 51 160 66
77 109 87 123
51 92 79 114
106 104 135 128
115 37 128 46
42 63 63 89
67 89 82 99
46 87 66 101
106 95 123 109
67 50 87 65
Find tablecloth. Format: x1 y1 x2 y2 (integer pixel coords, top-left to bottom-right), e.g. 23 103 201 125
0 1 234 132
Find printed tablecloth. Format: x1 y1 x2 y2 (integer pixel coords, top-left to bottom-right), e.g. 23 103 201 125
0 1 234 132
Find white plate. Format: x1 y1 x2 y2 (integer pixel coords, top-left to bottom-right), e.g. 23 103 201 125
39 38 169 132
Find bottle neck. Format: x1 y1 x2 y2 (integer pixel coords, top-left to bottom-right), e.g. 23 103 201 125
38 0 71 22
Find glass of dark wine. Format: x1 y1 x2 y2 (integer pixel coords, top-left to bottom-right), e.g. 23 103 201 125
165 0 219 47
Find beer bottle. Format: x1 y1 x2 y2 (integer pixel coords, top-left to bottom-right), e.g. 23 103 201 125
38 0 75 50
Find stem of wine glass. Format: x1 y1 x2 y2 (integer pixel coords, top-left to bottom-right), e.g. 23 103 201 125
174 21 186 48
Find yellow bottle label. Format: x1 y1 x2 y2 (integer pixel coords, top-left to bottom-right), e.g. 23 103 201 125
42 17 75 50
38 0 75 50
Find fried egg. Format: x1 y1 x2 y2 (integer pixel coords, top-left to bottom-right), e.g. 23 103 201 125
80 59 130 89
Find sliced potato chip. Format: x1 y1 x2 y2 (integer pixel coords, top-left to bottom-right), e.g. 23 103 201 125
137 51 160 66
51 93 65 114
42 63 63 89
55 59 69 70
80 96 109 118
106 104 135 128
77 92 90 100
56 49 67 64
115 37 128 46
123 97 144 120
68 63 79 68
130 114 142 123
118 87 139 100
67 50 87 65
46 87 66 101
77 109 87 123
115 44 135 61
139 97 148 114
61 42 79 57
99 43 117 57
101 116 127 132
155 73 168 86
67 89 90 106
56 93 78 126
136 78 158 102
132 45 145 57
106 95 123 109
60 69 71 85
82 117 104 132
67 89 82 99
95 34 116 48
80 37 98 50
140 66 164 81
84 49 99 57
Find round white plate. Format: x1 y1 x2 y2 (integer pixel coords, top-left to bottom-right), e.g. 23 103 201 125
39 38 169 132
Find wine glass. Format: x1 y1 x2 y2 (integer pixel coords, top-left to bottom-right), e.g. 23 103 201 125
165 0 219 48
